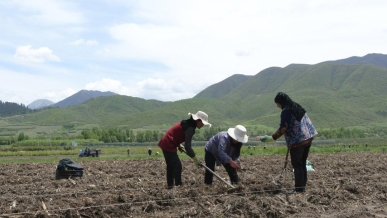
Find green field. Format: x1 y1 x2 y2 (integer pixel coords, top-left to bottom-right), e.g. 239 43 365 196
1 140 386 164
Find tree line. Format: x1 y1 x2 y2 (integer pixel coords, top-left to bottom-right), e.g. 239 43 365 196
9 126 244 145
2 125 386 146
0 100 33 117
80 127 230 143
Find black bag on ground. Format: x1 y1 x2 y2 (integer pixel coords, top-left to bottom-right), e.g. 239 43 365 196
56 158 84 179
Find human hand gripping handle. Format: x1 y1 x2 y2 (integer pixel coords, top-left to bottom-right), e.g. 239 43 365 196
178 144 186 153
192 156 201 168
260 135 274 142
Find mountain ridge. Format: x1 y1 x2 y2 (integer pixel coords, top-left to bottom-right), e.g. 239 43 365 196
325 53 387 68
2 53 387 132
27 99 54 110
50 90 117 108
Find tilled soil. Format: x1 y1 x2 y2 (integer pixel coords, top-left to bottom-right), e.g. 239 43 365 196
1 152 387 218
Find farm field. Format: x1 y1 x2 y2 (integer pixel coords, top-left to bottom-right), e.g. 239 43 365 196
1 152 387 217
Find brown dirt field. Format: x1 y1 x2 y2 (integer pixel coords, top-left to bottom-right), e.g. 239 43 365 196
1 152 387 218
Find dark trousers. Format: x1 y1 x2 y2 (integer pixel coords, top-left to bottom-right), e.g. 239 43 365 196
162 150 182 188
204 150 239 185
290 141 312 192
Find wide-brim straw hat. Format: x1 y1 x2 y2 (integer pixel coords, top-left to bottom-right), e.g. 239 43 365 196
228 125 248 143
188 111 211 127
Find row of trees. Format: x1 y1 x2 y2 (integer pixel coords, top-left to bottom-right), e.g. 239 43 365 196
3 126 387 146
0 101 32 117
1 125 271 145
79 126 239 143
66 126 387 143
318 127 387 139
80 127 233 143
81 128 162 143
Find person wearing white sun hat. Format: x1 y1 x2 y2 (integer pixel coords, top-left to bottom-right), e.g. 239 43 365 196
204 125 248 185
158 111 211 189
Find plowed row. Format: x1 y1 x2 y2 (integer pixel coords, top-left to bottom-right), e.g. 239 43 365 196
1 152 387 217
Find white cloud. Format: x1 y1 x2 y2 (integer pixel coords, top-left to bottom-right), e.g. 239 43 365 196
235 49 255 57
85 78 129 93
70 39 99 46
1 0 387 105
70 39 85 45
84 78 172 101
14 45 61 63
43 88 77 103
10 0 84 25
82 77 193 102
86 40 98 46
134 78 198 101
103 0 387 87
0 67 78 104
138 78 167 90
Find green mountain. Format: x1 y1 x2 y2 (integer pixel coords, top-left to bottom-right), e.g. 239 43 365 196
325 53 387 68
214 63 387 128
194 74 253 98
4 95 167 126
51 90 117 108
2 53 387 133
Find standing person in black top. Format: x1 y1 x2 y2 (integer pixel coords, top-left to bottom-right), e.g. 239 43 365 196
261 92 317 194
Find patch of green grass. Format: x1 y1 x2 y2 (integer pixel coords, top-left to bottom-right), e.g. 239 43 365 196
1 142 387 165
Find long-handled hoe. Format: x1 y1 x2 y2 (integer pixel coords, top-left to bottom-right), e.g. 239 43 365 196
199 163 235 189
272 147 290 187
180 149 236 189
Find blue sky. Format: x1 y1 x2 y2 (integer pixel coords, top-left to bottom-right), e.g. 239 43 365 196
1 0 386 105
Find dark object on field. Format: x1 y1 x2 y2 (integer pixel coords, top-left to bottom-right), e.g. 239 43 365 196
55 158 84 180
79 148 101 157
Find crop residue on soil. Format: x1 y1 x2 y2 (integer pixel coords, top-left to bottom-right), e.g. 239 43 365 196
1 152 387 217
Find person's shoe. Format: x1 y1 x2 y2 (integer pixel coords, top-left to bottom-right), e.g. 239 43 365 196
167 185 174 189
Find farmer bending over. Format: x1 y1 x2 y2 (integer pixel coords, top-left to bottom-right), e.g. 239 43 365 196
204 125 248 185
158 111 211 189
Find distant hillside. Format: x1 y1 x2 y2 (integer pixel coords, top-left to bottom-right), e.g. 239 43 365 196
28 99 54 110
2 53 387 131
51 90 117 108
7 95 168 128
216 61 387 128
194 74 252 98
326 53 387 68
0 101 32 117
